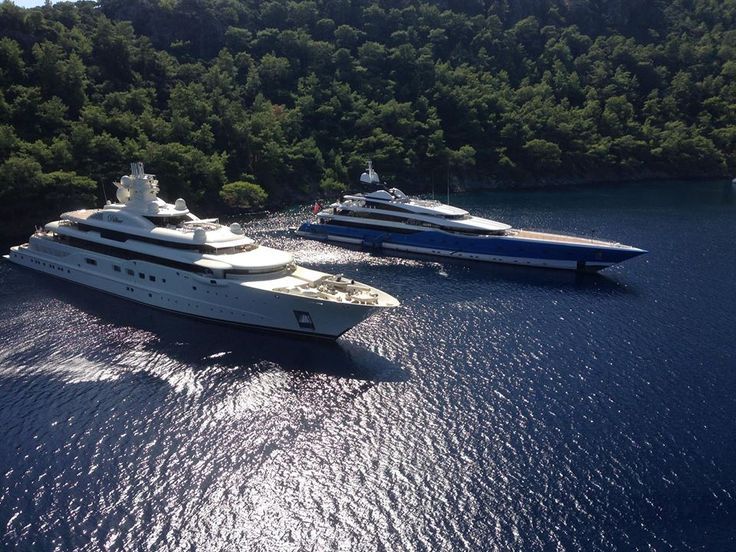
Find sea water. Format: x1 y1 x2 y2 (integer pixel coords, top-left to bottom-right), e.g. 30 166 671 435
1 180 734 550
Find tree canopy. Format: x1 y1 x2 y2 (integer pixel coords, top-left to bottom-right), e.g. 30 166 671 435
0 0 734 226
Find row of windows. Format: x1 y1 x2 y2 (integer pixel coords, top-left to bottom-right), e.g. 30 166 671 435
17 251 274 314
23 255 71 274
61 234 285 276
63 235 209 274
362 199 471 220
86 256 167 283
328 214 502 236
15 251 238 306
323 219 419 235
342 210 410 223
79 222 202 251
363 200 409 213
77 223 251 255
83 256 238 301
142 215 192 227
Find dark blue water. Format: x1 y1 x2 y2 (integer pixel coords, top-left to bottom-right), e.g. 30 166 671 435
1 181 735 550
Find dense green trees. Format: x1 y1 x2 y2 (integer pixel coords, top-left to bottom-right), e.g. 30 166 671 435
0 0 735 229
220 180 268 209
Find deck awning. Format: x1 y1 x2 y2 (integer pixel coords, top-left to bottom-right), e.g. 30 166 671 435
193 258 233 271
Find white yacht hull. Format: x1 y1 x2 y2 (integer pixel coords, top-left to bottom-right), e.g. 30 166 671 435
6 240 382 339
295 231 614 271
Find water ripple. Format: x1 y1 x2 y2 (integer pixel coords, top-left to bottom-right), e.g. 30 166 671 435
1 182 736 550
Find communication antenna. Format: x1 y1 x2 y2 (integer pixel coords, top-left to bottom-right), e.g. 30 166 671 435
360 160 381 187
447 164 451 205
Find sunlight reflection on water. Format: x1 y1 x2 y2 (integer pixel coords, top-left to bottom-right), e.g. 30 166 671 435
1 181 736 550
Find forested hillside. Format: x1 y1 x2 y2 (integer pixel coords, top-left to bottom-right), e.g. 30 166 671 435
1 0 735 224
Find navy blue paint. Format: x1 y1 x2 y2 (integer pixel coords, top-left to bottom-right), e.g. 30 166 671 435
297 221 645 265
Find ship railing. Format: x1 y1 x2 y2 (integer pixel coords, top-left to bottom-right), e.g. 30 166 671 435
179 219 221 232
273 274 380 305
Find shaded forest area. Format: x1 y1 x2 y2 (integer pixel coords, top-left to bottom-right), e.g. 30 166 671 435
1 0 735 227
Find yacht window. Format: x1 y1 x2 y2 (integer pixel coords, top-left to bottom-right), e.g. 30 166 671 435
139 272 145 279
58 235 213 274
114 265 121 272
443 227 498 235
359 212 408 223
203 244 256 255
100 229 127 242
445 214 471 220
83 224 194 249
143 215 190 227
364 202 408 213
85 258 97 265
324 219 418 234
149 275 156 282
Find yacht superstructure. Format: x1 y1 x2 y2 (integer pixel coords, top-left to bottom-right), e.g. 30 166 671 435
297 162 647 271
6 163 399 338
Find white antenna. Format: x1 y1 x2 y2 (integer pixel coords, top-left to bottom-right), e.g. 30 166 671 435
130 162 146 178
447 164 450 205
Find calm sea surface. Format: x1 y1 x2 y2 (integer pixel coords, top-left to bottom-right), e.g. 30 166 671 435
1 181 735 550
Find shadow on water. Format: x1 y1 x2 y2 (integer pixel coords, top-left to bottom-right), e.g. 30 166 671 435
433 256 639 295
721 181 736 204
1 268 407 384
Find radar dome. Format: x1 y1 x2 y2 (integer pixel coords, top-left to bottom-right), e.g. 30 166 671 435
193 228 207 243
174 198 187 210
230 223 244 235
360 160 381 186
116 187 130 204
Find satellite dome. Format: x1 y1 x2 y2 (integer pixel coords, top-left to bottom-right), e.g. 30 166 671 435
360 160 381 186
193 228 207 243
116 187 130 204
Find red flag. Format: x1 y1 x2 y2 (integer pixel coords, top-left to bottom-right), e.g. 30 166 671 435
312 201 322 214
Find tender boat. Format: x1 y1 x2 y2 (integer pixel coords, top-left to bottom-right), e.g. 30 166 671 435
5 163 399 338
297 162 647 272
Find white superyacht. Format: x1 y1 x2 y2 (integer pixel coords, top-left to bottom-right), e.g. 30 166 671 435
6 163 399 338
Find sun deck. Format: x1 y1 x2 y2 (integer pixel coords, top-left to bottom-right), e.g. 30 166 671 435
513 230 625 248
62 209 99 221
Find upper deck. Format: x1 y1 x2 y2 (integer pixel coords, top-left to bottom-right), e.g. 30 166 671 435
51 162 292 273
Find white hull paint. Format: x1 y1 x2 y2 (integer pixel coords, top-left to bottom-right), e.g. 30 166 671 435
295 231 612 271
6 241 379 338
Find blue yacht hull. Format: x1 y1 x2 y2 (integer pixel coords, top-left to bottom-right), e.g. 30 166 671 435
296 223 646 271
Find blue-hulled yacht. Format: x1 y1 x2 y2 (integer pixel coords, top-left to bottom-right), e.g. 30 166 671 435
296 162 647 272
